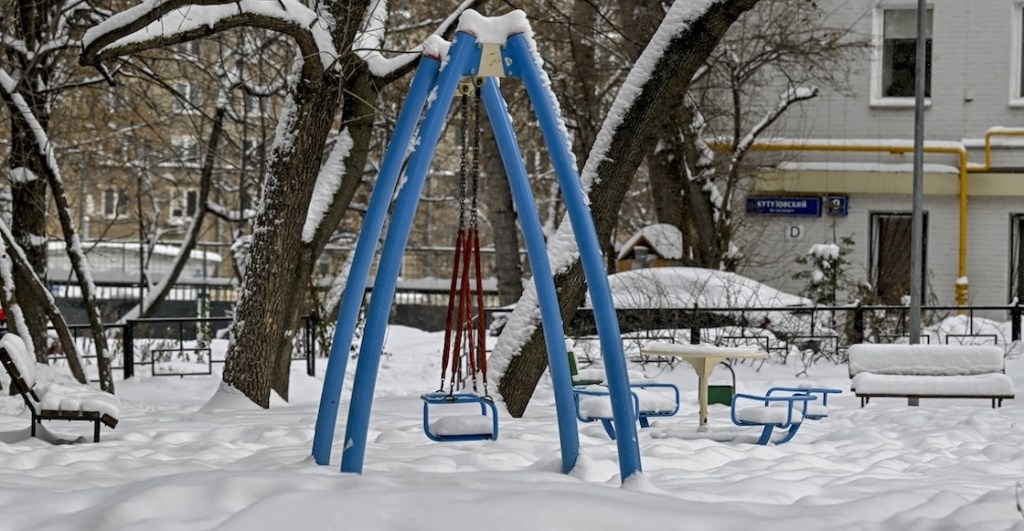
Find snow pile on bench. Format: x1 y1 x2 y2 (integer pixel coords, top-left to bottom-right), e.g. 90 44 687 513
0 333 121 420
848 344 1014 398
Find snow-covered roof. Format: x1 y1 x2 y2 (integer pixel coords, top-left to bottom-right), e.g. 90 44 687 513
617 224 683 261
47 241 222 263
590 266 810 309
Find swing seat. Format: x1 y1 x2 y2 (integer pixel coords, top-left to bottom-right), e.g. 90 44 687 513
572 383 679 440
421 392 499 442
730 392 816 445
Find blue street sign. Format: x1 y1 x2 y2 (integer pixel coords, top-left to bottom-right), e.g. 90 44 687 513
746 196 822 217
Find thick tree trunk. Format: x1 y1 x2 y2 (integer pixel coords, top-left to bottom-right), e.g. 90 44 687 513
498 0 760 417
7 0 55 363
648 145 685 229
269 69 378 401
9 119 50 362
481 120 523 306
222 78 342 407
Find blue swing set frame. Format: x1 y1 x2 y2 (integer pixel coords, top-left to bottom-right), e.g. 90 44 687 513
311 10 642 482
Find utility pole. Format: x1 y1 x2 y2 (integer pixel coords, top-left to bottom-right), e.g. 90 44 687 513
907 0 928 405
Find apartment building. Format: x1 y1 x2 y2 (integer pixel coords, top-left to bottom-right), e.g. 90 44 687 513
737 0 1024 309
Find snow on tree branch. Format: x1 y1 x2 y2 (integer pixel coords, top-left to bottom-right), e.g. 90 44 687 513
81 0 337 78
354 0 481 78
731 85 818 166
302 128 353 243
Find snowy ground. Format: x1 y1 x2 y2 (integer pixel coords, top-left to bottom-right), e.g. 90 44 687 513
2 326 1024 530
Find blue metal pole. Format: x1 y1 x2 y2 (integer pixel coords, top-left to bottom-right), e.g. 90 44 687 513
505 34 642 480
479 78 579 474
312 57 441 466
340 34 478 474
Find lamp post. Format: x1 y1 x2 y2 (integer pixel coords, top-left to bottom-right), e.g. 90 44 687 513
907 0 928 405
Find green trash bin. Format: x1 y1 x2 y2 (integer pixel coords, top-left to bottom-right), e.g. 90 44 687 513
708 361 737 405
708 384 734 405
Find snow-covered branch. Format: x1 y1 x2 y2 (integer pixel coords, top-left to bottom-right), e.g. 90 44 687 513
302 128 353 243
354 0 481 78
730 85 818 166
81 0 337 78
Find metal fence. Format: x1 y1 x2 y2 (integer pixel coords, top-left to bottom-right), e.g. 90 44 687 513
33 302 1024 390
562 304 1024 368
42 314 319 382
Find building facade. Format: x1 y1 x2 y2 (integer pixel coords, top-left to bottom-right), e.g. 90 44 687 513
737 0 1024 309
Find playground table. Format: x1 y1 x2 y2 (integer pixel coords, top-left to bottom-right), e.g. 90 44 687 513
643 343 768 431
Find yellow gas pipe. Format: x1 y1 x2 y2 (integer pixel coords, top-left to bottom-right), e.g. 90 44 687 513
713 139 969 303
717 127 1024 306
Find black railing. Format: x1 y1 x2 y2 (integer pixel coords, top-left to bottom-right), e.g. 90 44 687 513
44 315 319 382
552 303 1023 366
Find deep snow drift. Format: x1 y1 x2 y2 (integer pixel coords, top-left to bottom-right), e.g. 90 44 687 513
1 326 1023 530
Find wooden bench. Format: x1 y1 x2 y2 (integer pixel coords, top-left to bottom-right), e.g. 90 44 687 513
730 387 841 445
0 333 120 442
848 343 1014 408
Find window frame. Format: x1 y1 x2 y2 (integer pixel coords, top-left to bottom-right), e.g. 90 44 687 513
869 211 928 304
1011 3 1024 106
1009 214 1024 301
102 188 129 220
169 188 200 221
171 135 200 164
172 83 201 114
870 6 934 107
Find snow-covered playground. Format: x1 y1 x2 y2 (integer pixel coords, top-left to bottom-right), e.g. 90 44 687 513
2 326 1023 530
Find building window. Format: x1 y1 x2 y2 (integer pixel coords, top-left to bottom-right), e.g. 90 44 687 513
173 83 201 113
171 135 199 164
873 8 932 102
102 188 129 219
1013 5 1024 104
870 212 928 304
170 189 199 221
1010 215 1024 301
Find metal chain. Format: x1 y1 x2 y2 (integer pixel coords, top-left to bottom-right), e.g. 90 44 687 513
457 91 469 231
469 84 481 230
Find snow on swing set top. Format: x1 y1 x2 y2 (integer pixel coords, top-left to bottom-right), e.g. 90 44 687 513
312 10 643 483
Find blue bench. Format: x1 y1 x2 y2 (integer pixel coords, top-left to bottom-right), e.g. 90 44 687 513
730 387 841 445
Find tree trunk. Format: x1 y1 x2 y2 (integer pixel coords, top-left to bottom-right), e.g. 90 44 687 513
269 68 379 401
222 77 342 407
498 0 760 417
0 227 88 383
9 113 50 363
480 118 523 306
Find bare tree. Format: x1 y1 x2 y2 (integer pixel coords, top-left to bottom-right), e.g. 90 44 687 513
1 1 118 391
82 0 484 407
647 0 866 270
